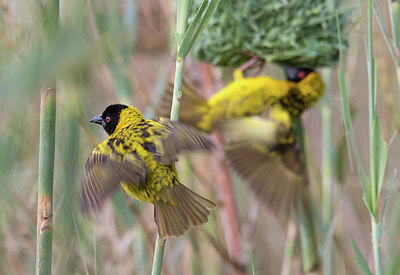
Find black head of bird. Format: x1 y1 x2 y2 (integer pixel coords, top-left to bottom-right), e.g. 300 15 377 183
89 104 129 135
283 66 314 82
89 104 147 136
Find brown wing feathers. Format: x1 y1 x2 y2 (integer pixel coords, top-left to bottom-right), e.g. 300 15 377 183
162 120 212 151
81 150 148 212
224 140 305 215
150 119 213 165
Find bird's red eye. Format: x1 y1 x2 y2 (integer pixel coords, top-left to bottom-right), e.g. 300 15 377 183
105 116 111 122
297 70 306 79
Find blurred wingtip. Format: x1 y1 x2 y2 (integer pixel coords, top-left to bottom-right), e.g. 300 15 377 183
224 139 306 218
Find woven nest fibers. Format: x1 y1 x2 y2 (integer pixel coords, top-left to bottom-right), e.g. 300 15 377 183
193 0 352 68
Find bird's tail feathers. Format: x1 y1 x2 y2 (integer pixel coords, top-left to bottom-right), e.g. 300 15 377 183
154 184 215 239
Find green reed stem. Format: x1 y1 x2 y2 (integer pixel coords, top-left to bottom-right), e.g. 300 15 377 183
154 0 219 273
371 217 382 275
36 1 59 274
297 198 318 273
368 0 387 275
36 88 57 275
367 0 376 215
368 0 384 274
170 59 184 121
321 68 332 275
292 119 318 273
152 0 190 272
171 0 220 121
151 236 166 275
170 0 190 122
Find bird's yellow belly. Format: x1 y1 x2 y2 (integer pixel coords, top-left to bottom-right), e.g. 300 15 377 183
120 164 177 204
120 181 161 203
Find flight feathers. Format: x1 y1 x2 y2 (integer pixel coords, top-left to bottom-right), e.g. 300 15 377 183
225 140 305 215
81 149 148 212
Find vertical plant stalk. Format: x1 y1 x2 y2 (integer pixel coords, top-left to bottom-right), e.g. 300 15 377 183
292 106 318 272
36 0 58 273
367 0 376 215
170 60 185 121
170 0 190 121
151 0 190 273
36 88 56 275
151 236 166 275
321 68 332 275
371 218 382 275
297 196 318 273
368 0 383 274
152 1 219 273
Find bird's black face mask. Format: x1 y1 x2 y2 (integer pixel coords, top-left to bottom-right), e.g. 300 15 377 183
89 104 128 135
283 66 314 83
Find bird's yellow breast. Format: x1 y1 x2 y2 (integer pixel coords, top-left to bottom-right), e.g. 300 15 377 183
120 162 178 204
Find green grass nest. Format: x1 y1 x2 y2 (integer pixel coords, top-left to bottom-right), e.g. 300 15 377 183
194 0 352 68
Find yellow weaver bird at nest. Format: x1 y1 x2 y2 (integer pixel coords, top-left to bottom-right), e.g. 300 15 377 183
81 104 215 239
158 66 324 134
158 66 325 215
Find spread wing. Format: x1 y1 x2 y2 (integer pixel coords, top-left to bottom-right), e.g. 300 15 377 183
225 137 306 216
145 118 213 165
80 143 148 212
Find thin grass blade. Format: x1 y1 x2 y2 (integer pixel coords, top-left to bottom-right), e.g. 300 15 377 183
350 237 373 275
381 169 397 223
373 3 400 66
178 0 220 60
177 0 208 60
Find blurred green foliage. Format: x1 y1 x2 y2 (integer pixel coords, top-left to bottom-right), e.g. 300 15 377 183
194 0 353 68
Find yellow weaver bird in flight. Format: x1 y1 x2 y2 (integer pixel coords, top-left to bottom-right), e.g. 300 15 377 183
81 104 215 239
158 66 324 134
158 66 325 215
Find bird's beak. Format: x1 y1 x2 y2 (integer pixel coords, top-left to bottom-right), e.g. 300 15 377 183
283 66 297 80
89 114 104 125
